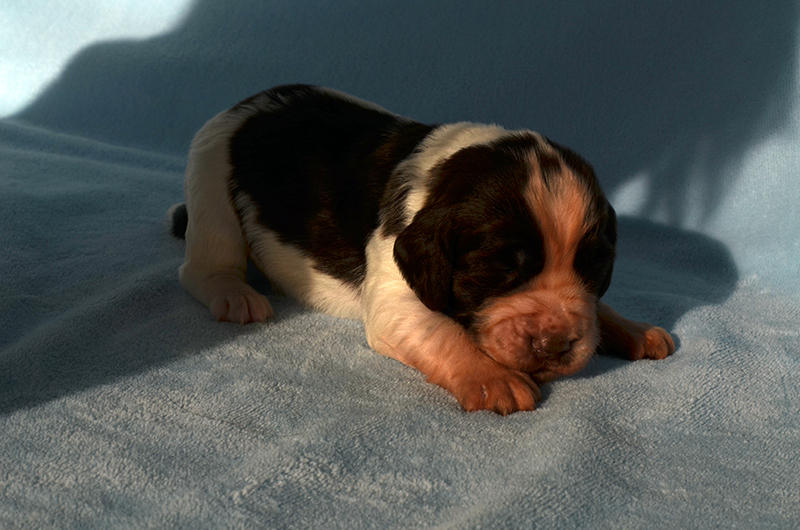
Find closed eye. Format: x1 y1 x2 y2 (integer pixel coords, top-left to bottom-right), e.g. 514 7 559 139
499 245 543 280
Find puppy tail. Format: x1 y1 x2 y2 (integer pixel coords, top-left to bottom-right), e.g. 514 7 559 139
167 203 188 239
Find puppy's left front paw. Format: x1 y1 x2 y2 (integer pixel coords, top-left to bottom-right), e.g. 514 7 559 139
633 326 675 361
597 303 675 362
450 365 542 415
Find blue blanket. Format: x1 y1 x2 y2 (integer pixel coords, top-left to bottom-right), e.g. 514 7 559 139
2 1 799 528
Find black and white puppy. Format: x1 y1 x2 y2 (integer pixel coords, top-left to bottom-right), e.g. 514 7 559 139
170 84 674 415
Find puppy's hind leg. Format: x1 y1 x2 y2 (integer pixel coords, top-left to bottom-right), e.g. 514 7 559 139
177 113 273 324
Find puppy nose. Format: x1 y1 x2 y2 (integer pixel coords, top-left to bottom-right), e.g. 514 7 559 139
533 335 573 357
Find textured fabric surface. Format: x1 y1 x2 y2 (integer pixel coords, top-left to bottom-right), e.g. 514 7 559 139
1 1 799 528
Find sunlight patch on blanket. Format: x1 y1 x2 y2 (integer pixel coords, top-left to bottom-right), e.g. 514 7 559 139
609 172 652 218
611 27 800 287
695 40 800 285
0 0 193 116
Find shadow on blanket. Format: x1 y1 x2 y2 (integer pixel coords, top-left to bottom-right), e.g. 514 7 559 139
576 217 738 380
0 216 737 415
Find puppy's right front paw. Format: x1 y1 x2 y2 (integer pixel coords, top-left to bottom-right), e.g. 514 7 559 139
453 367 541 415
210 290 273 324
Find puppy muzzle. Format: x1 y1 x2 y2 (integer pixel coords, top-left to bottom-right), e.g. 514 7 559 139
475 311 598 379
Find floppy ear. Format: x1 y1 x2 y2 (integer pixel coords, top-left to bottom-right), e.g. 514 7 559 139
596 204 618 298
393 207 455 312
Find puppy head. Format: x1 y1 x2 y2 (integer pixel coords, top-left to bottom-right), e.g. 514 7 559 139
394 133 617 381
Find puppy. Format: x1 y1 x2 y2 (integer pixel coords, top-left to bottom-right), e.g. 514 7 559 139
169 84 674 415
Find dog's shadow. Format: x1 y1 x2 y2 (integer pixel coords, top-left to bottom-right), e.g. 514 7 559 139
570 215 738 381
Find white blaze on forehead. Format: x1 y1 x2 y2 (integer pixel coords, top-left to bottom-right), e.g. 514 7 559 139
525 150 594 272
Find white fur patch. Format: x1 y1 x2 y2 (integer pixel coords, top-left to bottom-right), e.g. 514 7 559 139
179 108 252 305
361 231 452 365
235 193 363 320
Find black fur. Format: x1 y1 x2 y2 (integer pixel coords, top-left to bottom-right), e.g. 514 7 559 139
170 203 188 239
228 85 434 287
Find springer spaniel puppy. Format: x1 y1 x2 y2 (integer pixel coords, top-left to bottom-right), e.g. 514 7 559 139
169 84 674 415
